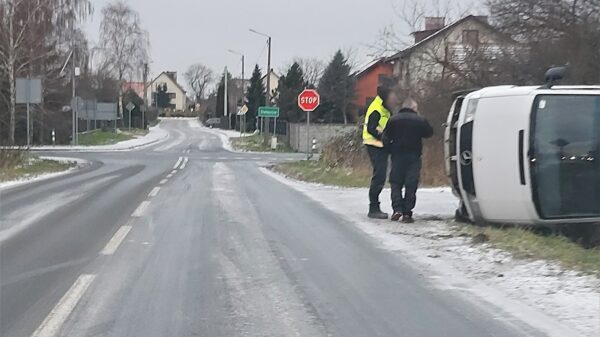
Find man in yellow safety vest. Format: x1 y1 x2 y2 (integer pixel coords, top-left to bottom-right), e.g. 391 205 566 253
362 85 399 219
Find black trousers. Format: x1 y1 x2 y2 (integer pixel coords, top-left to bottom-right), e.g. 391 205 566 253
390 153 422 215
366 145 388 207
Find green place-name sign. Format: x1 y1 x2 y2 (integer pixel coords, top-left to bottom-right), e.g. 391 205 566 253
258 106 279 118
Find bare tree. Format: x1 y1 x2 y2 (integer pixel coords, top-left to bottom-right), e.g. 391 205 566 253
0 0 92 143
97 1 149 84
294 57 325 88
184 63 213 103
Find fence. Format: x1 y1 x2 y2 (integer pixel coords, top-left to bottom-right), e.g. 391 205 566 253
287 123 357 153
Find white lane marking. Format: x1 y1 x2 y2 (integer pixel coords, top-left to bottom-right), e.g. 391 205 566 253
251 157 262 161
159 179 168 185
148 187 161 198
173 156 183 169
170 170 177 175
166 174 174 179
180 157 189 170
132 200 151 217
217 157 228 161
31 274 96 337
100 225 132 255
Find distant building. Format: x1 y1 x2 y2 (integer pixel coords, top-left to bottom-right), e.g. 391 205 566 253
353 59 394 111
353 15 518 104
262 69 279 103
122 82 145 98
145 71 188 111
386 15 517 92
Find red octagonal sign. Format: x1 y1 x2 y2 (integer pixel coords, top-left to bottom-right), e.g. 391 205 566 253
298 89 320 112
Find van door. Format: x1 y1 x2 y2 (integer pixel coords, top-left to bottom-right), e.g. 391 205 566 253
530 94 600 219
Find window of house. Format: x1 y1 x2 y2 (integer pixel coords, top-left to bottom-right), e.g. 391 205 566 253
168 93 176 99
462 30 479 46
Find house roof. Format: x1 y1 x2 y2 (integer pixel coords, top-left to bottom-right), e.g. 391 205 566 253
148 71 187 94
354 58 392 78
261 69 279 81
387 15 515 61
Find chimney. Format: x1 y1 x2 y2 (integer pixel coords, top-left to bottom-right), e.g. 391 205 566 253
413 17 446 43
424 17 445 31
166 71 177 82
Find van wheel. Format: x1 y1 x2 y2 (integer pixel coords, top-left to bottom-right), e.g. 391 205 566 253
454 202 471 223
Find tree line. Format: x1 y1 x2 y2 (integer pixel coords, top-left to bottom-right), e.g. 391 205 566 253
0 0 150 145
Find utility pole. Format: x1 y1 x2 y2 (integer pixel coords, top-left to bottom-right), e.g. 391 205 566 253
249 29 272 137
142 63 148 129
224 66 228 128
228 49 245 133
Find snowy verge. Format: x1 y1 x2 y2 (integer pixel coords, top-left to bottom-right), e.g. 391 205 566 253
261 167 600 337
28 122 169 152
0 156 88 191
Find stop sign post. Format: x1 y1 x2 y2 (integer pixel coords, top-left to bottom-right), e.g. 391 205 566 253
298 89 320 160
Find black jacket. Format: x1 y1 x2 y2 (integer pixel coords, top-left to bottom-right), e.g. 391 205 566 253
383 108 434 155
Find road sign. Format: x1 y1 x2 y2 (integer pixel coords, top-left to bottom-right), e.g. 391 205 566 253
237 104 248 116
16 78 43 104
125 102 136 112
298 89 320 112
258 106 279 118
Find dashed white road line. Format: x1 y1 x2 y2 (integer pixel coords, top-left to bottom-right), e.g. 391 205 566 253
173 157 183 169
170 170 177 175
148 186 161 198
132 200 151 217
166 173 174 179
30 274 96 337
100 225 132 255
159 179 168 185
180 157 189 170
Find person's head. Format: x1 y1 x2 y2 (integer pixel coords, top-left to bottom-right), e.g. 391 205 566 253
401 97 419 112
377 85 399 110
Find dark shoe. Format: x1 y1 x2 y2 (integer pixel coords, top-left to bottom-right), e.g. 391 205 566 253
391 212 402 221
401 214 415 223
368 204 388 219
368 210 389 219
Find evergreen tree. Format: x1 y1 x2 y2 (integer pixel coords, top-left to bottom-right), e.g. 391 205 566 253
245 65 266 131
318 50 356 124
276 62 306 122
155 83 171 109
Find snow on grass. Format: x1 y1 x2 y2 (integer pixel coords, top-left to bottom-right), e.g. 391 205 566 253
29 122 168 152
0 156 88 191
261 167 600 337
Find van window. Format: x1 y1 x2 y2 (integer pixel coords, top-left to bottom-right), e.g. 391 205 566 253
531 95 600 219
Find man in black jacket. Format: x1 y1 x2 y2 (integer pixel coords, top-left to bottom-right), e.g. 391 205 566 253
383 98 434 223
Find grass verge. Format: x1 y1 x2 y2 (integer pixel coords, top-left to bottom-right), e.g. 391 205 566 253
78 129 137 146
456 224 600 276
231 134 293 152
0 155 73 182
273 160 370 188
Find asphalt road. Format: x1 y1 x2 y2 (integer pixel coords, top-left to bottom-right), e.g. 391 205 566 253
1 119 548 337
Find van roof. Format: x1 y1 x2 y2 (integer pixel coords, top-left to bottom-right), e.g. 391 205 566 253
468 85 600 99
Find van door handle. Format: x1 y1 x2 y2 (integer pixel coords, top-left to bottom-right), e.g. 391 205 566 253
518 130 526 185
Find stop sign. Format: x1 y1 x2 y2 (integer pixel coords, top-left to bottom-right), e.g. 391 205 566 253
298 89 320 112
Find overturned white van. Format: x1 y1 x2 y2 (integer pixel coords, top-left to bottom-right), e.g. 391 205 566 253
444 71 600 225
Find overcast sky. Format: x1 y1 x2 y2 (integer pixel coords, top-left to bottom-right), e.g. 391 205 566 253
84 0 476 90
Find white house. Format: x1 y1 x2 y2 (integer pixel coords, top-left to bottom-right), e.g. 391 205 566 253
146 71 188 111
386 15 517 93
262 69 279 103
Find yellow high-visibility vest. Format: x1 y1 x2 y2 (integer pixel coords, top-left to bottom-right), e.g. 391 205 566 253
362 96 391 148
